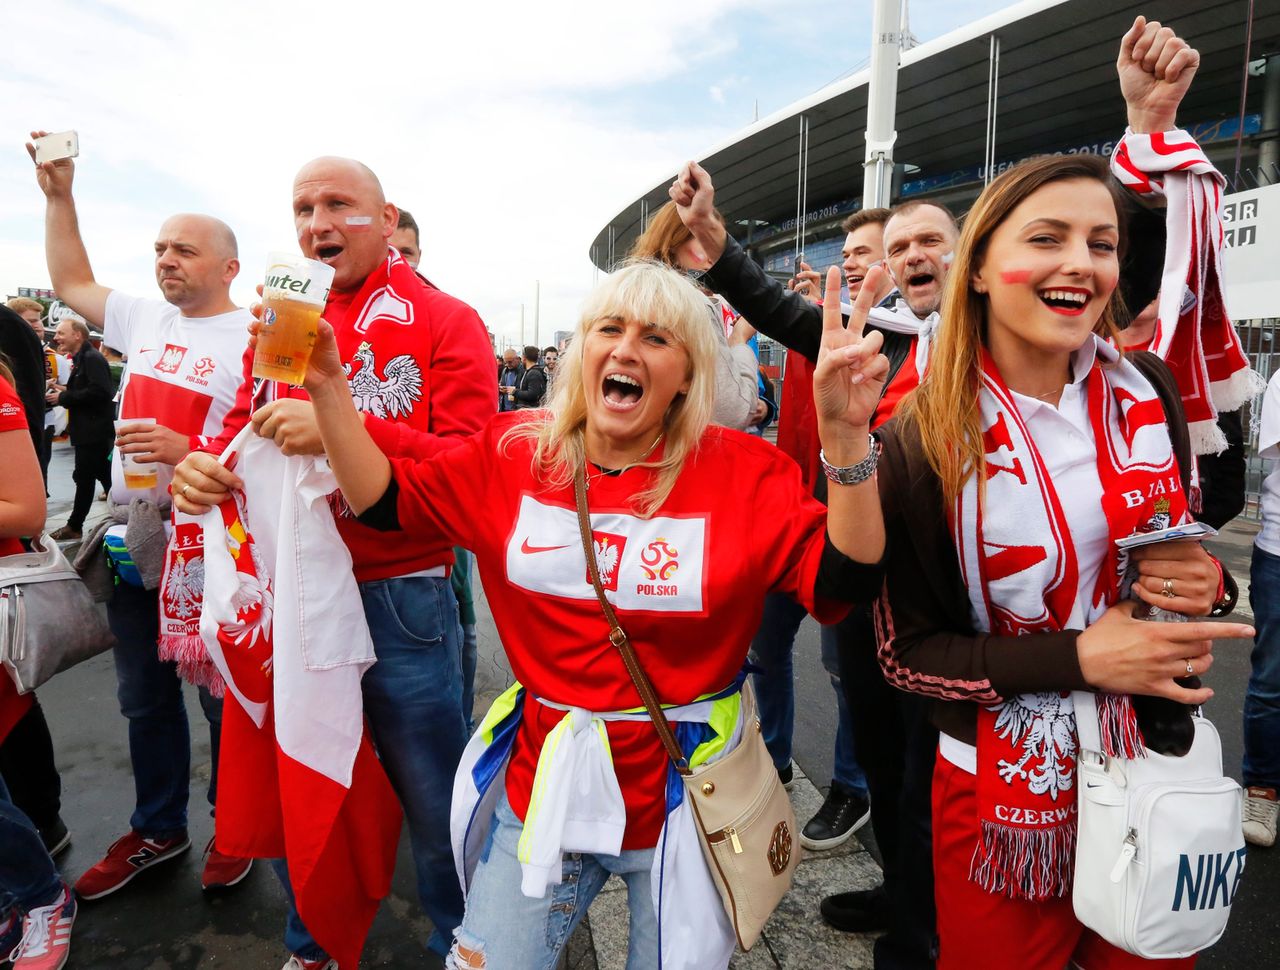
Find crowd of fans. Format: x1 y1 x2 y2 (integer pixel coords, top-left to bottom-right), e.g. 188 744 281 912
1 14 1278 970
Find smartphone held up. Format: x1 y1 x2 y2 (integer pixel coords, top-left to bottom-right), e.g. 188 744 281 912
32 130 79 164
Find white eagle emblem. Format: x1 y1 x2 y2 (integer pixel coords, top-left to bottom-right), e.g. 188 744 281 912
595 538 620 583
163 552 205 620
990 693 1076 799
344 342 423 418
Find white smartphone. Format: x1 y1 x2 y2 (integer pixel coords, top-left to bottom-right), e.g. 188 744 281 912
33 130 79 164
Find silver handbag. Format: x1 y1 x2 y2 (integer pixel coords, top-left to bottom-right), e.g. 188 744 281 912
0 533 115 693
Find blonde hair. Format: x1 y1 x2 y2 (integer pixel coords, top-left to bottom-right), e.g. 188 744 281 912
5 297 44 319
898 154 1129 504
502 260 720 516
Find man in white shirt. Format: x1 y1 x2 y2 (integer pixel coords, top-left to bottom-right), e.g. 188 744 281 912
28 129 255 897
1245 370 1280 847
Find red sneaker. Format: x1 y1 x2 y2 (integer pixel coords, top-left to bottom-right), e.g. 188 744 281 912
282 956 338 970
201 838 253 891
10 885 76 970
73 831 191 900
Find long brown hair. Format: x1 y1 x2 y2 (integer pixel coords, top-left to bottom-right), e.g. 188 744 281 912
898 153 1130 504
629 200 723 267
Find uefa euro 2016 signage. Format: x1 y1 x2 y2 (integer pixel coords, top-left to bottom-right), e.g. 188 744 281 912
1223 182 1279 321
901 114 1263 199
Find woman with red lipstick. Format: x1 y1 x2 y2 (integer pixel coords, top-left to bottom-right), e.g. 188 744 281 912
291 259 890 969
871 149 1251 968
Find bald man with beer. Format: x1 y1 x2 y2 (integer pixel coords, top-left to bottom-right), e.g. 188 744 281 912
174 156 494 969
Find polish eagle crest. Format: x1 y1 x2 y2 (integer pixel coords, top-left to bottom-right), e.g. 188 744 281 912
595 538 620 584
990 692 1076 799
344 342 423 418
163 552 205 620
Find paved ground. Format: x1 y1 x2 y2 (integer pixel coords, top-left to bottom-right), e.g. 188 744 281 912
25 440 1280 967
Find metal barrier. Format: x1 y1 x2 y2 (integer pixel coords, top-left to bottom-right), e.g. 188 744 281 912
1241 318 1279 521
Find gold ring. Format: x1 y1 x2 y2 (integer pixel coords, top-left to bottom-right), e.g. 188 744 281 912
1185 660 1194 677
181 484 191 497
1162 578 1175 597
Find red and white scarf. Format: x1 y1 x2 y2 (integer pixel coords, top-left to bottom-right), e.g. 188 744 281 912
955 337 1190 900
1111 129 1263 455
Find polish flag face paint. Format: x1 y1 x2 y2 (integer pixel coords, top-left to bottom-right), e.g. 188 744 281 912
345 215 374 230
1000 269 1033 285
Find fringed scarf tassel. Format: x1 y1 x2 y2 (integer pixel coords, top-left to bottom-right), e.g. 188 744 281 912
1096 693 1146 760
970 818 1077 901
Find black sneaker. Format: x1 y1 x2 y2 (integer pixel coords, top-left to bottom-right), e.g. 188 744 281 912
801 782 870 850
40 816 71 858
777 762 794 790
820 885 891 933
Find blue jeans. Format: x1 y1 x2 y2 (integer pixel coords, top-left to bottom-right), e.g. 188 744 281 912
1244 545 1280 788
0 774 63 918
280 574 468 960
749 593 869 797
107 582 222 839
450 794 657 970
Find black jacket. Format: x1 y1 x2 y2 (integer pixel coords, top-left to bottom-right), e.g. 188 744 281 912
701 234 916 393
58 343 114 445
514 363 547 409
1197 409 1247 530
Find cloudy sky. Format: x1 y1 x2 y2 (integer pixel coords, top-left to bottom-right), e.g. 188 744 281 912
1 0 1008 346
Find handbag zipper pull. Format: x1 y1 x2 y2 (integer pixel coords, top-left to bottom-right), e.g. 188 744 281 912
1109 829 1138 883
728 827 742 854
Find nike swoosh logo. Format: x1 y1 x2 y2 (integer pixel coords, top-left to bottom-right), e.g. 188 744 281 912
521 538 571 554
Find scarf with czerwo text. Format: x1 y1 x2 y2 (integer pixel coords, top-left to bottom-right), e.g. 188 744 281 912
954 337 1190 901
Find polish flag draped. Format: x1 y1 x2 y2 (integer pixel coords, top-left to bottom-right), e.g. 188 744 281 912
192 426 401 970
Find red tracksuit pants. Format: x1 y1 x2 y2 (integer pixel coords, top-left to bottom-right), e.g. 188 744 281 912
932 754 1198 970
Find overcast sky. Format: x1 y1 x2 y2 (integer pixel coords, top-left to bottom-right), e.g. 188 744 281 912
2 0 1009 345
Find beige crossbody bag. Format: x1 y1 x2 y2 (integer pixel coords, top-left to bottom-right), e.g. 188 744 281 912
573 467 798 950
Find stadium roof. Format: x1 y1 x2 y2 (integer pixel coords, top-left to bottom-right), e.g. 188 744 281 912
590 0 1280 266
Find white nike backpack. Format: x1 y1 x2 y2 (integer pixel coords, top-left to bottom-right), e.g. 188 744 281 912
1072 691 1246 958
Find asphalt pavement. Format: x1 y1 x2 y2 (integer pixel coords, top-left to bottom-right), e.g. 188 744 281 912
23 439 1280 967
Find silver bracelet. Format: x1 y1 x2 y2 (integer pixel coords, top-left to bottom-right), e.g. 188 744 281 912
819 435 880 486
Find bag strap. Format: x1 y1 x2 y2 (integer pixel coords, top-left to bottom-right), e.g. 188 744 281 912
1072 690 1103 756
573 465 690 775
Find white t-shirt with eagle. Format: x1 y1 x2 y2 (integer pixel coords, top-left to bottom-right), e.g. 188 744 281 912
104 290 251 505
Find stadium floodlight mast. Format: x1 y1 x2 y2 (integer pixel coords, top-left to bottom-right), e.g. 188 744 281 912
863 0 905 208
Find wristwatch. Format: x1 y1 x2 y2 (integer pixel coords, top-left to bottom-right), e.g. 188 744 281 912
819 435 880 486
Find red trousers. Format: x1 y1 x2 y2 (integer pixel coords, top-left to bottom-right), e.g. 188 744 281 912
932 754 1198 970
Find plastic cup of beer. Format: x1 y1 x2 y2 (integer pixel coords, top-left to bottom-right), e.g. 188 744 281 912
115 417 158 489
252 253 336 384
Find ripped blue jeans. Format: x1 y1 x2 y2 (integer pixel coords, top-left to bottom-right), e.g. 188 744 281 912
448 792 657 970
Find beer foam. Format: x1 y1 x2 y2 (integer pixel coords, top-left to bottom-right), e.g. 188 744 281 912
345 215 374 227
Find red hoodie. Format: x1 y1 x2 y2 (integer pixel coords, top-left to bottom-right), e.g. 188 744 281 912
203 250 494 582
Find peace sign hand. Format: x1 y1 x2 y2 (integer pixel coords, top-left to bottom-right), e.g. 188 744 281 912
813 265 889 452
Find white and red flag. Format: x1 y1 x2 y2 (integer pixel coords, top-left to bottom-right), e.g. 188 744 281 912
184 426 401 969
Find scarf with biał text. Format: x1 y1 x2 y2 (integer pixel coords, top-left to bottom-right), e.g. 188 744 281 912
1110 128 1264 456
955 337 1190 901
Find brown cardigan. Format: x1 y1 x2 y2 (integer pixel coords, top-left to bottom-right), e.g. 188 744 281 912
870 351 1195 745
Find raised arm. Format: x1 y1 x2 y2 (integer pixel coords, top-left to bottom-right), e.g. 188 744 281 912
27 131 111 326
670 161 825 361
813 265 887 564
1117 15 1198 134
